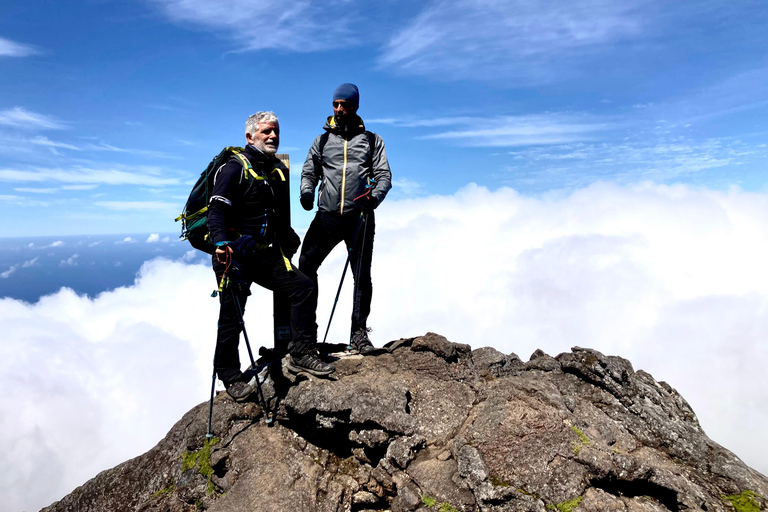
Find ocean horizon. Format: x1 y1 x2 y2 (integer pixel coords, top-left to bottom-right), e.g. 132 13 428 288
0 233 203 303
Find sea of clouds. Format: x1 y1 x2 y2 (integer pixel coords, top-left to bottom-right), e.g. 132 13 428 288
3 181 768 512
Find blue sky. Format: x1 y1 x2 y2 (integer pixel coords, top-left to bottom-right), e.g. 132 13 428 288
1 0 767 237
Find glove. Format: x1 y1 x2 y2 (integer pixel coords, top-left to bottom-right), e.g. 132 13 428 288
359 192 378 211
300 191 314 211
227 235 257 258
280 229 301 258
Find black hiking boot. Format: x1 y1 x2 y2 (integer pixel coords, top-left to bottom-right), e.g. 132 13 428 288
350 327 375 355
225 379 255 402
287 350 336 377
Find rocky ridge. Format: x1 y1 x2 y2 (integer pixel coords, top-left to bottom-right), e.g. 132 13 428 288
42 333 767 512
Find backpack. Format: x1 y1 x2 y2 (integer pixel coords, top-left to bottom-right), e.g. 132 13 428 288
175 147 254 254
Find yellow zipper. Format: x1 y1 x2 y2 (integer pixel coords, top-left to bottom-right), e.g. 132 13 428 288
340 138 348 214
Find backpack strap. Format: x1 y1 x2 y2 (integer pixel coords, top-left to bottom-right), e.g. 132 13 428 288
365 130 376 174
317 130 376 172
230 150 269 182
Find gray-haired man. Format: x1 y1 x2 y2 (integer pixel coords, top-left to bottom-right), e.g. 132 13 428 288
209 111 335 401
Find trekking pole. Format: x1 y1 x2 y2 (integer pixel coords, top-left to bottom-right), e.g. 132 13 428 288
321 211 366 344
350 212 370 348
232 291 256 368
206 346 217 438
232 288 273 424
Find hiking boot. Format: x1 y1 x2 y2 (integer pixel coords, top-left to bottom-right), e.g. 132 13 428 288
287 350 336 377
225 379 255 402
350 327 375 355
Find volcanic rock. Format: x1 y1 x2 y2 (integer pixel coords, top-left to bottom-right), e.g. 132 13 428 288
41 333 768 512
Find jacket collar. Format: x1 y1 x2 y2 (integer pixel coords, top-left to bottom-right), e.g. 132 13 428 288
325 115 365 136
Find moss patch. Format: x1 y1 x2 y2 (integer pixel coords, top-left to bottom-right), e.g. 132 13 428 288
422 495 437 507
518 488 541 500
438 503 459 512
571 426 591 455
182 437 221 497
547 496 583 512
722 490 762 512
489 474 511 487
151 480 175 498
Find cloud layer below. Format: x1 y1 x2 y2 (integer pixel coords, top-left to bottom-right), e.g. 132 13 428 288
4 182 768 511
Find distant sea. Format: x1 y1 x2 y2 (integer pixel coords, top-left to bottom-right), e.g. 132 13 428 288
0 233 202 303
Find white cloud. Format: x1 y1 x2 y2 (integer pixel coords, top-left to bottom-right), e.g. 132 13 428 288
116 237 137 244
4 183 768 511
14 187 58 194
96 201 179 212
0 36 40 57
145 233 172 243
2 257 40 279
0 165 181 187
62 184 99 191
378 0 646 82
0 107 64 129
149 0 366 52
49 241 64 248
83 142 180 159
417 114 613 147
0 259 215 512
391 177 425 198
22 256 39 268
1 264 18 278
367 182 768 478
60 254 79 267
503 136 761 190
29 136 81 150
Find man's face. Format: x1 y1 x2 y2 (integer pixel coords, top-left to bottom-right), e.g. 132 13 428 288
333 99 355 123
246 121 280 155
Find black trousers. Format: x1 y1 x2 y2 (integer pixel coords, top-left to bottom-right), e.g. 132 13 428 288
298 210 375 337
212 247 316 385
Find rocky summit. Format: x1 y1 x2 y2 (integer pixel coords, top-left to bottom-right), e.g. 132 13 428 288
42 333 767 512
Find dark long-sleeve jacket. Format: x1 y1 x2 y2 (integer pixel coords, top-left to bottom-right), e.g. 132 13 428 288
300 115 392 215
207 145 289 246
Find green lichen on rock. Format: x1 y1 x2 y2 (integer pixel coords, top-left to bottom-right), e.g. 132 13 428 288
518 488 541 500
422 495 437 507
721 490 762 512
547 496 583 512
489 474 511 487
571 425 591 455
181 437 221 497
438 503 459 512
151 480 175 498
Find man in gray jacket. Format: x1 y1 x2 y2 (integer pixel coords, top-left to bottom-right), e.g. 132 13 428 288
299 83 392 354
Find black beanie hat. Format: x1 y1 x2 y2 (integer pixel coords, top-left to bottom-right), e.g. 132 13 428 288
333 83 360 110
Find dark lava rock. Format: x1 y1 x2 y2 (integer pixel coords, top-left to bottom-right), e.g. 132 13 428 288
42 334 768 512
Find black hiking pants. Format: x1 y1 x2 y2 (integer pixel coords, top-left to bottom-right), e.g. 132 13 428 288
298 209 375 338
212 247 317 385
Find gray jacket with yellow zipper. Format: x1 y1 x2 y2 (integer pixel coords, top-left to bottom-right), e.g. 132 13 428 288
301 115 392 215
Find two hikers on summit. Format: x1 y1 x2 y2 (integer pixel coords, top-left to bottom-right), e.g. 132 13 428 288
208 84 392 402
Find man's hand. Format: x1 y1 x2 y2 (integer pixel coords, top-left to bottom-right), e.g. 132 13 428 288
215 244 232 264
300 191 314 211
357 192 378 211
280 229 301 258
